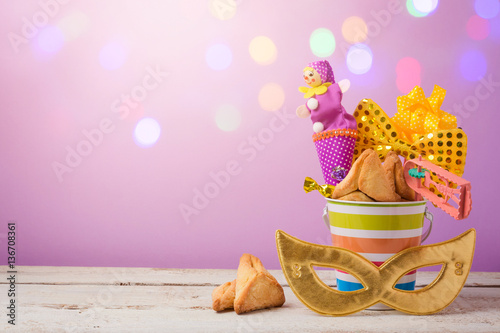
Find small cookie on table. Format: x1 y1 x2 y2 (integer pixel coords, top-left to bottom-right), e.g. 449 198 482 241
211 254 285 314
212 279 236 312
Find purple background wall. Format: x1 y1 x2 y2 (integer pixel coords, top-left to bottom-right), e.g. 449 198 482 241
0 0 498 271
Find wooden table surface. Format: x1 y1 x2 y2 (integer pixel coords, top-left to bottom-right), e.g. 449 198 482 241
1 266 499 332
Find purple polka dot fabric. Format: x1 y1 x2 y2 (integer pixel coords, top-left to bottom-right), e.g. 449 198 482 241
314 135 356 186
308 60 335 84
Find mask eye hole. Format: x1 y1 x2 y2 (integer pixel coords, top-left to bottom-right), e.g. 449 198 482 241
313 266 367 292
394 264 444 291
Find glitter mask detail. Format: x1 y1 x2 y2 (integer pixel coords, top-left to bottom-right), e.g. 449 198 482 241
276 229 475 316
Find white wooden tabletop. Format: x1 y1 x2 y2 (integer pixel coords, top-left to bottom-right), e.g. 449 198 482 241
1 266 499 333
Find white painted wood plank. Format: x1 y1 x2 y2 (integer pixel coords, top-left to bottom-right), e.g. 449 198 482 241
1 283 499 333
1 266 499 288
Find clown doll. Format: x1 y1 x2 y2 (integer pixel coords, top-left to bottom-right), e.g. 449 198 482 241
296 60 357 132
297 60 358 185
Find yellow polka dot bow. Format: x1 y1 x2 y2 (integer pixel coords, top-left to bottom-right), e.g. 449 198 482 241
353 95 467 177
392 85 457 143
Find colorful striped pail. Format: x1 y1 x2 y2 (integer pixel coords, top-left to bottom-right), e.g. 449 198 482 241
323 199 433 310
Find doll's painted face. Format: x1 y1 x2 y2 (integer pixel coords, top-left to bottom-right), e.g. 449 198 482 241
303 68 322 87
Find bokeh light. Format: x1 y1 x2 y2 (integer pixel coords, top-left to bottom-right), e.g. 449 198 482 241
258 83 285 112
206 43 232 70
342 16 368 44
406 0 426 17
37 26 64 54
490 16 500 40
57 11 89 41
346 44 373 75
475 0 500 19
134 117 161 147
215 104 241 131
460 50 487 81
413 0 439 15
309 28 336 57
99 41 128 70
249 36 277 65
209 0 237 20
338 79 351 93
467 15 490 40
396 57 421 93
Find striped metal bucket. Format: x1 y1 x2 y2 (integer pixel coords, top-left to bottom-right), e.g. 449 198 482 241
323 199 433 310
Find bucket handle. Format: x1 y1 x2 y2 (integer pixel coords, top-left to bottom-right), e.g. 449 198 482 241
322 205 434 243
322 205 330 230
422 206 433 243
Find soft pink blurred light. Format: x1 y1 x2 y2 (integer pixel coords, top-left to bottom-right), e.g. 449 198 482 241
466 15 490 40
396 57 421 94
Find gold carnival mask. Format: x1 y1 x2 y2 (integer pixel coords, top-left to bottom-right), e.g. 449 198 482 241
276 229 476 316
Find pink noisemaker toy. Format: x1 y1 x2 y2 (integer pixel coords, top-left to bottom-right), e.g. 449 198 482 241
296 60 358 186
404 156 472 220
